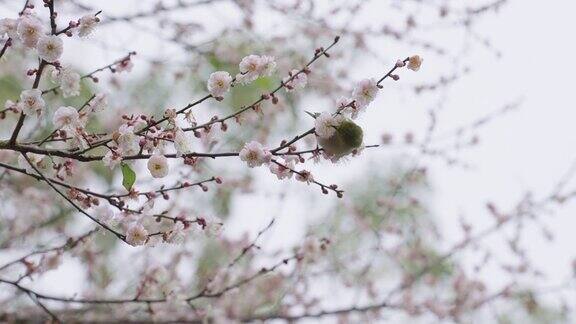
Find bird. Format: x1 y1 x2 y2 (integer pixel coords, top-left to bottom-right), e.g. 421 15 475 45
317 119 363 160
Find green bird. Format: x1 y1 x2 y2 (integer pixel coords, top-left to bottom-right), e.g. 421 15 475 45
317 119 364 159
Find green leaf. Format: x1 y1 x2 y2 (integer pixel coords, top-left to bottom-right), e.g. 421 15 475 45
121 162 136 191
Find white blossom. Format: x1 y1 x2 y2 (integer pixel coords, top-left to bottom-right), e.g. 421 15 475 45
283 69 307 92
18 153 49 174
36 35 63 63
53 106 80 130
336 96 362 118
203 216 223 237
164 108 176 124
407 55 423 72
165 222 187 244
68 129 89 150
239 141 271 168
174 128 192 157
142 130 167 154
235 54 276 85
103 150 122 169
237 54 262 84
4 99 18 112
258 55 276 76
89 93 107 112
95 206 118 226
117 125 140 156
0 18 19 39
296 170 314 184
77 15 99 37
126 223 149 246
147 154 169 178
17 17 44 48
336 96 351 111
352 78 379 109
207 71 232 98
53 67 81 98
269 159 294 180
314 112 343 139
115 58 133 73
19 89 45 116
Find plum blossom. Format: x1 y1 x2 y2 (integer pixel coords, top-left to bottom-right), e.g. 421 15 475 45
53 106 80 130
203 216 224 237
174 128 192 157
296 170 314 184
207 71 232 98
149 267 182 299
164 108 177 124
17 17 44 48
126 223 149 246
336 96 361 119
115 58 133 73
89 93 107 112
77 15 99 37
165 222 188 244
237 54 262 84
53 67 81 98
141 128 167 154
283 69 307 92
269 159 294 180
116 125 140 156
95 206 118 226
352 78 379 109
239 141 272 168
19 89 45 116
4 99 18 112
258 55 277 76
407 55 423 71
0 18 18 39
103 150 122 169
36 35 63 63
18 153 50 174
235 54 277 84
314 112 343 139
147 154 169 178
336 96 351 110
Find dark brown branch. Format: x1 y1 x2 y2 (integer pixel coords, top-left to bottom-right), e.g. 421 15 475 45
9 60 47 145
0 229 98 272
20 153 127 241
0 254 299 305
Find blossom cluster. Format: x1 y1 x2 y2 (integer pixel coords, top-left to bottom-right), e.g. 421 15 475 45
0 10 99 60
236 54 276 84
1 4 418 260
331 55 422 120
94 203 223 247
239 141 314 183
206 54 278 99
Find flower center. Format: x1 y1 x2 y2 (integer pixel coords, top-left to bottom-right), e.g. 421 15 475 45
247 151 258 160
